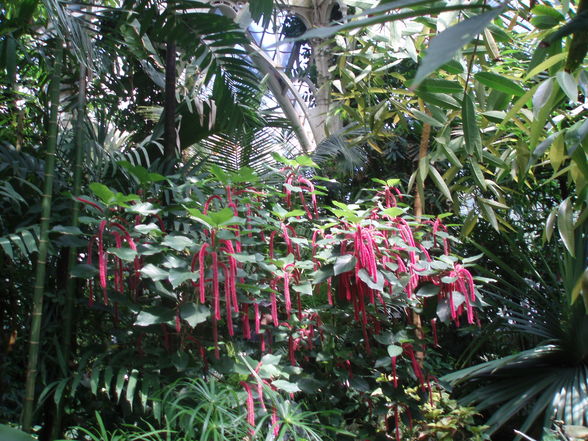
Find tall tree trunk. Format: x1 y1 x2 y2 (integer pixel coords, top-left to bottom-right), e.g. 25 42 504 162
49 64 87 440
22 43 64 433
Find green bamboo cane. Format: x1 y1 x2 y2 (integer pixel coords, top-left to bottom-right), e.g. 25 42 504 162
22 42 64 433
49 63 87 440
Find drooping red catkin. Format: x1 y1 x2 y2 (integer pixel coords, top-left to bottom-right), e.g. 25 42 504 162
288 336 296 366
283 264 294 318
198 243 210 303
241 382 255 430
110 222 137 251
271 407 280 437
203 195 222 214
242 303 251 339
283 173 294 208
175 309 181 333
220 264 234 336
256 381 266 411
404 343 425 389
221 240 239 313
225 185 233 204
98 220 108 304
280 223 294 256
327 277 333 305
391 356 398 388
112 232 123 293
75 197 103 212
211 252 220 320
298 176 318 219
254 303 261 334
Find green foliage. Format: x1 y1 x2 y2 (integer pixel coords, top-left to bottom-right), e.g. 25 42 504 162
405 388 490 441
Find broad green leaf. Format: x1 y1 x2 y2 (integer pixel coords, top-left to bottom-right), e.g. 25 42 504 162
128 202 160 215
210 164 229 184
475 72 525 96
312 265 334 284
438 141 463 168
470 162 487 190
0 425 37 441
550 132 566 171
185 207 213 228
544 208 557 242
387 345 404 357
50 225 83 235
135 223 162 235
428 164 453 201
107 247 137 261
556 71 578 102
135 308 174 326
412 109 445 127
531 79 558 148
89 183 115 204
115 369 126 402
103 366 114 399
462 210 478 236
169 270 196 288
480 201 499 231
180 303 210 327
524 52 566 80
557 197 575 256
231 166 259 184
54 378 68 405
357 269 385 291
292 281 313 295
382 207 405 218
419 78 463 94
125 369 138 409
532 78 554 118
90 366 101 395
417 283 441 297
412 7 505 87
272 379 301 393
374 332 396 345
230 253 258 263
462 93 483 159
415 91 461 110
481 110 507 123
209 207 239 227
295 155 319 168
70 263 98 278
497 83 540 131
285 209 306 218
161 235 194 251
334 254 356 276
140 264 168 281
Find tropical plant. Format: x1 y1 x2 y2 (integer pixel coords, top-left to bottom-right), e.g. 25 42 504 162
442 222 588 438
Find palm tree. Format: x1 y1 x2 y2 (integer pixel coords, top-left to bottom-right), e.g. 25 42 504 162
443 224 588 439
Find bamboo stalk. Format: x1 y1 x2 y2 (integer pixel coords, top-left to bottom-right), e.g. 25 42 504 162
50 63 87 440
22 42 64 433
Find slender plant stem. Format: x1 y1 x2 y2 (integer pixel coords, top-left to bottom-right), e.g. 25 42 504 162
22 42 64 433
413 98 431 366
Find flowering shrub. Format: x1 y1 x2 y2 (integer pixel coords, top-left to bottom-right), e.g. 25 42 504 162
72 155 485 439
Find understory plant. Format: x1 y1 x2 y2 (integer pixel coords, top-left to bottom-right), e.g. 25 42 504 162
49 155 486 439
